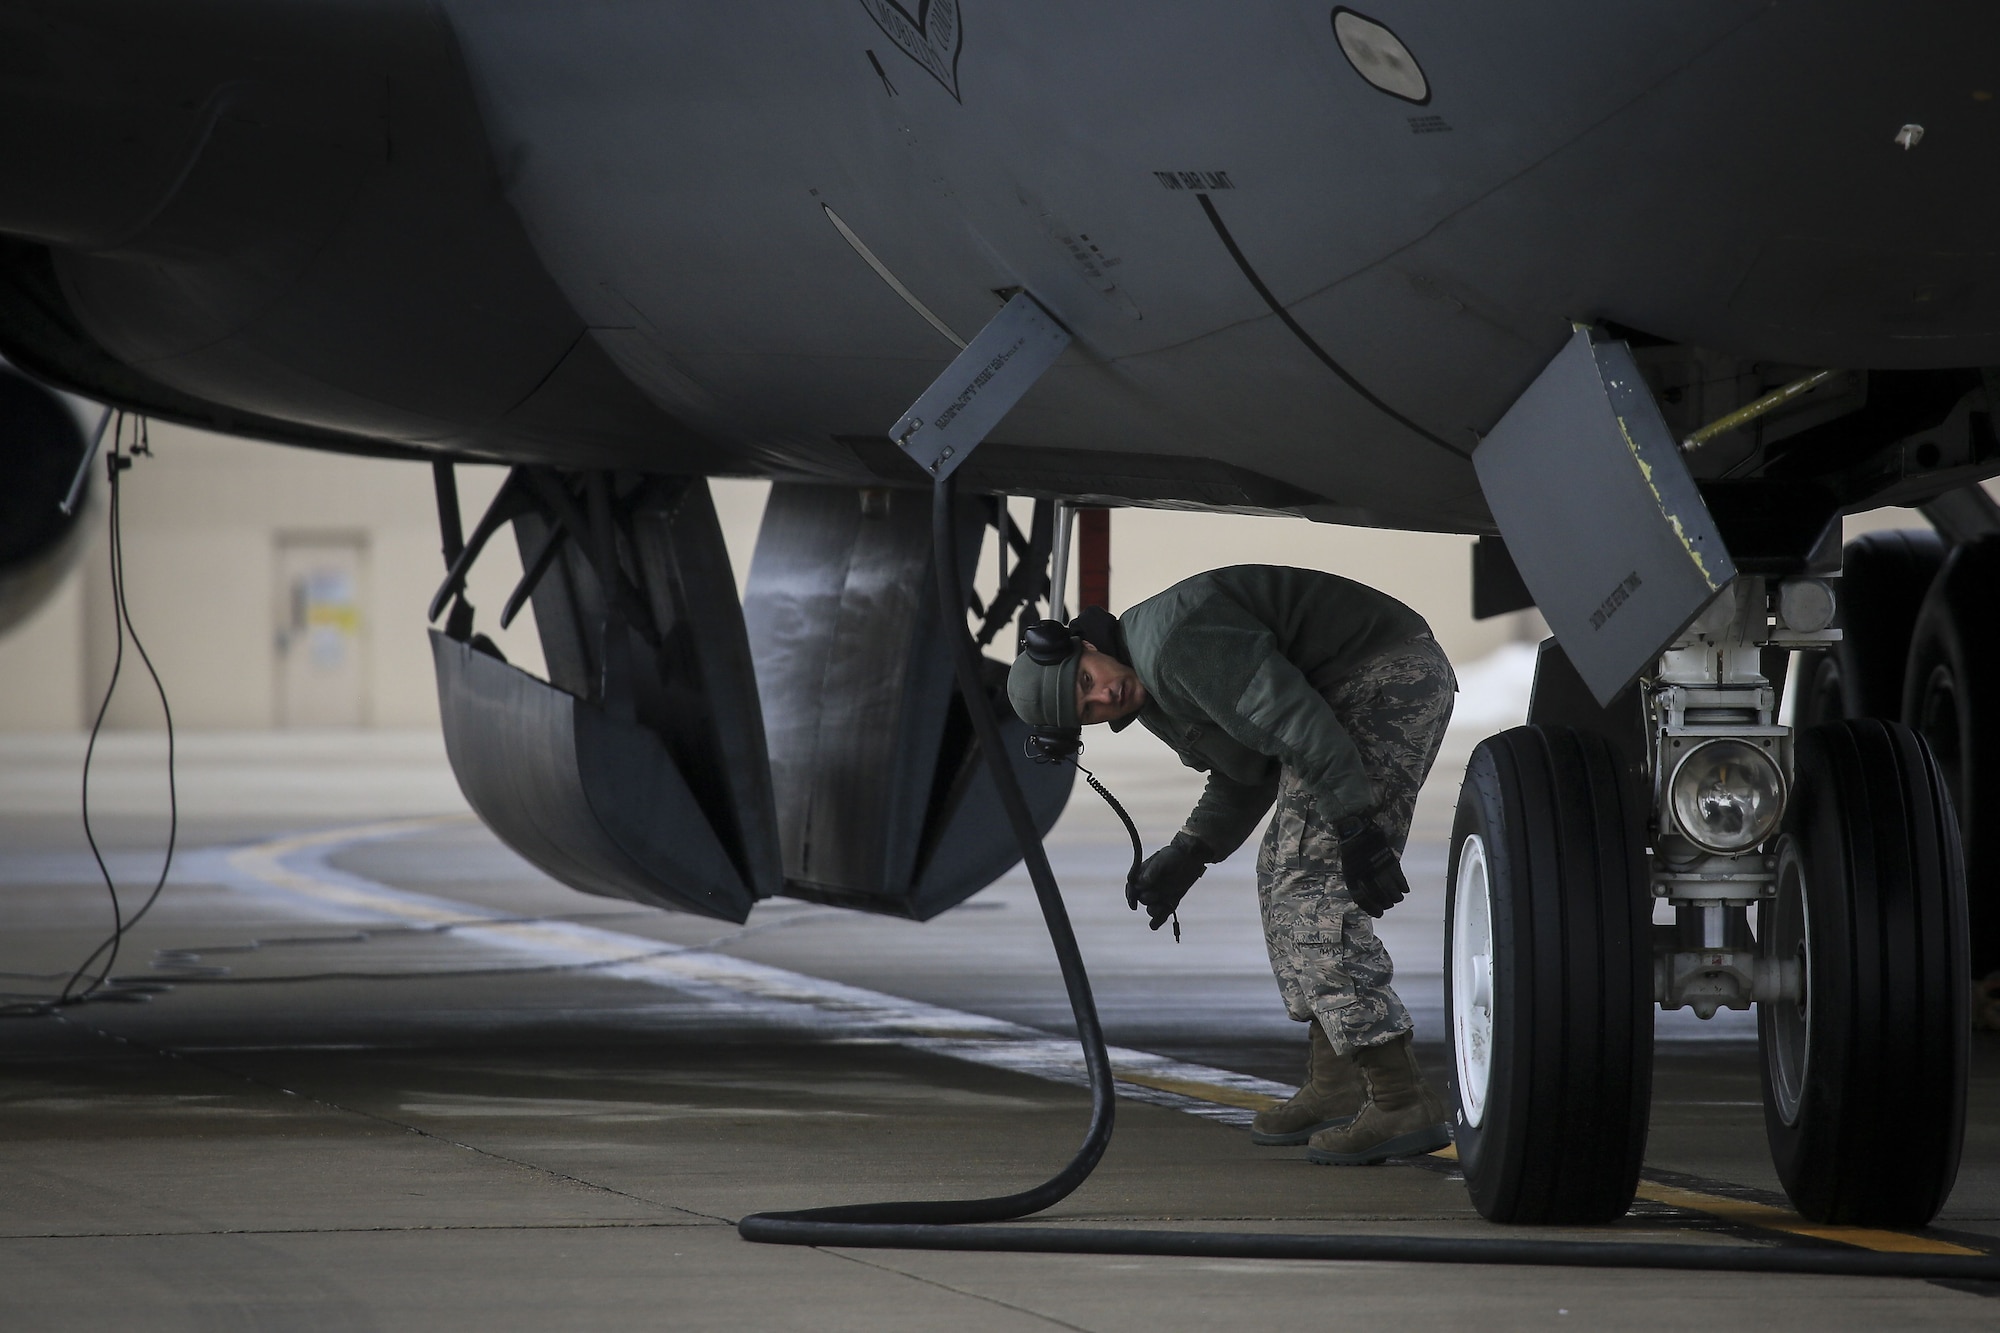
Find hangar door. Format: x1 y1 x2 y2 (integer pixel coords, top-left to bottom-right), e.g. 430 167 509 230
275 535 366 727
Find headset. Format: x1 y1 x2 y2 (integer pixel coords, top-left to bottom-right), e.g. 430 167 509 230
1020 617 1079 666
1014 609 1154 930
1018 617 1084 763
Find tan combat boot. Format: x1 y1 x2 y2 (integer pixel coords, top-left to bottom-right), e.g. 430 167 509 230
1250 1021 1366 1146
1304 1033 1450 1165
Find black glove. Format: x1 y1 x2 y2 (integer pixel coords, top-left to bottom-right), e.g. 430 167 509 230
1126 831 1210 931
1336 817 1408 918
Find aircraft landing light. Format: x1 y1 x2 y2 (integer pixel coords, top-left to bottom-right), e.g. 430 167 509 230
1332 9 1430 105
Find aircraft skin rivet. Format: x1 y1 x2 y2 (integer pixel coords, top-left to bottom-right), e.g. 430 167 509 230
1895 123 1925 150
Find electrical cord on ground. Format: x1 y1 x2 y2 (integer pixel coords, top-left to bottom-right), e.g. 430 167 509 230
738 470 2000 1283
1 415 178 1018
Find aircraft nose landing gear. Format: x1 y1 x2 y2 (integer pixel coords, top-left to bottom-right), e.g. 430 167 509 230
1448 580 1971 1227
1445 726 1651 1224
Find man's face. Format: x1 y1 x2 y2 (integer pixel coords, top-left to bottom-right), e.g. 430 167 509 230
1075 642 1146 725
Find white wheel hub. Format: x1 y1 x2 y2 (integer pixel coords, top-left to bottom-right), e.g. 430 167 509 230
1766 837 1812 1127
1452 833 1495 1128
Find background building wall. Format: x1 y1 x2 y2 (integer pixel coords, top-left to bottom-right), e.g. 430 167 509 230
0 423 540 733
0 566 88 732
0 422 1946 733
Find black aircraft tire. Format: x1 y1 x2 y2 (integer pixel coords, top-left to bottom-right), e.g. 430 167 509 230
1791 649 1846 731
1903 534 2000 977
1446 726 1652 1224
1759 719 1968 1226
1836 529 1947 719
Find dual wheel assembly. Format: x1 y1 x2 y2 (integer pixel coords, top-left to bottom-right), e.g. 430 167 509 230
1797 529 2000 982
1447 720 1968 1226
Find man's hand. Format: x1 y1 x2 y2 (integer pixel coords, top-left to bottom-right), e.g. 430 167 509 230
1126 831 1210 931
1336 817 1408 918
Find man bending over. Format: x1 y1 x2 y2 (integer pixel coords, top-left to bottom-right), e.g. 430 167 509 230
1008 565 1456 1164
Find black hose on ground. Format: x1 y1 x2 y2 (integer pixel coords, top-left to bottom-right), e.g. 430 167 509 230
739 473 1115 1229
736 474 2000 1284
743 1219 2000 1281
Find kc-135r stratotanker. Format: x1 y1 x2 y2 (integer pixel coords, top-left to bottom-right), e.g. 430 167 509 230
0 1 1994 1229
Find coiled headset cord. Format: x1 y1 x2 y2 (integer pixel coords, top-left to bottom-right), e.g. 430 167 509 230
736 475 2000 1284
1076 761 1176 941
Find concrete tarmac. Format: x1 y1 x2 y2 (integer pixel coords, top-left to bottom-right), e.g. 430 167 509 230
1 728 1996 1330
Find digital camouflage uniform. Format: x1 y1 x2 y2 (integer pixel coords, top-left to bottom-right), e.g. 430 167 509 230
1256 636 1454 1052
1115 567 1457 1057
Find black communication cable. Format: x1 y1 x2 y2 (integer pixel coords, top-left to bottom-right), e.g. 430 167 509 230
1075 758 1175 941
737 470 2000 1283
1075 762 1141 885
1 415 178 1017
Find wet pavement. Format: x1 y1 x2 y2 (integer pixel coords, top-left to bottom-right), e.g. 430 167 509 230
1 728 1996 1329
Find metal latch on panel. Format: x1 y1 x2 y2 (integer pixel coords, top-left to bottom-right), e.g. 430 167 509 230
1474 327 1738 706
889 292 1071 479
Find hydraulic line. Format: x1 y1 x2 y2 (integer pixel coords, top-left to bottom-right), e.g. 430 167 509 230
737 472 2000 1284
1680 369 1838 453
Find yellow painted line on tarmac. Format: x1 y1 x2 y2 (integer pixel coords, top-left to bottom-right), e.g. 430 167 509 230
1115 1072 1282 1112
226 817 469 922
1150 1095 1978 1258
1634 1180 1983 1256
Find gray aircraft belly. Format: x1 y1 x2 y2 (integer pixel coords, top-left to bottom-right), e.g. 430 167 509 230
8 2 1995 530
434 0 2000 527
432 2 1760 524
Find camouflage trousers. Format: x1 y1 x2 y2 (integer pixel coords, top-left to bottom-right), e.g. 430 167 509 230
1255 634 1455 1055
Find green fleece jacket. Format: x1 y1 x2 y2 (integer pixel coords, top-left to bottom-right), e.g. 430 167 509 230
1117 565 1433 858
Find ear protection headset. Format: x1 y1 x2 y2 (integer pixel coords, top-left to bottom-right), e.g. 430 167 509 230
1020 618 1079 666
1014 613 1150 929
1018 618 1084 762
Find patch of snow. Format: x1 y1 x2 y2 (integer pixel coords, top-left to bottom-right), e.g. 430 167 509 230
1449 640 1540 736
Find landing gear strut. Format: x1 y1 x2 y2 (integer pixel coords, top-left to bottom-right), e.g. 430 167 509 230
1449 579 1970 1226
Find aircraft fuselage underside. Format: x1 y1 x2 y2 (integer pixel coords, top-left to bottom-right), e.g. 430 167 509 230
2 2 1998 531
